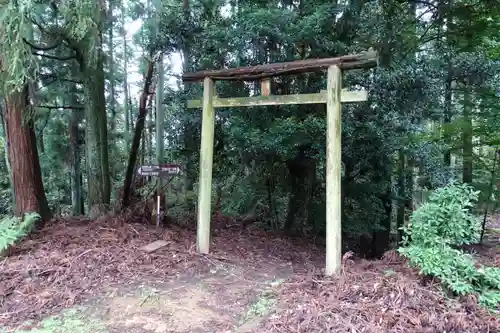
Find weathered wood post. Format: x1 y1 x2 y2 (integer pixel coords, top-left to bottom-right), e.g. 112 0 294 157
197 77 216 253
325 65 342 275
261 78 271 96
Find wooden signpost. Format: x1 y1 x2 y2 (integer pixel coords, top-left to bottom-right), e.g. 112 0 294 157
137 164 181 227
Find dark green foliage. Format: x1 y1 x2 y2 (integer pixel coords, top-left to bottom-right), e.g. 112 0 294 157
149 0 500 247
0 0 499 262
399 183 500 310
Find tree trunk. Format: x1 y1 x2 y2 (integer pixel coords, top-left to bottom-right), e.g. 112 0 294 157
108 0 117 181
462 86 473 184
369 0 394 256
108 0 116 135
181 0 197 210
147 97 153 163
404 159 415 242
0 103 14 210
122 0 130 150
155 55 165 210
38 131 45 154
3 86 51 222
80 173 85 214
82 50 111 217
306 160 317 226
69 92 84 216
396 149 405 242
371 186 392 257
442 4 454 166
78 0 111 217
140 125 145 166
284 172 301 233
122 58 155 206
443 58 453 165
283 148 312 234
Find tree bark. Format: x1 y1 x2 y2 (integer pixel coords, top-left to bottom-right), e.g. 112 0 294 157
108 0 117 180
155 55 165 210
284 147 313 234
69 83 84 216
122 0 130 150
181 0 198 210
370 0 394 256
38 131 45 153
442 2 454 166
0 103 14 210
82 51 111 217
147 96 153 163
108 0 116 135
462 86 473 184
396 149 405 242
3 86 51 222
122 58 155 206
443 58 453 165
77 0 111 217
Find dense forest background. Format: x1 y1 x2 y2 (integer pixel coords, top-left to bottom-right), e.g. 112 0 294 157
0 0 499 258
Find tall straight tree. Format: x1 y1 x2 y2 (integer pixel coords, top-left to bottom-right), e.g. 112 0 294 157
0 4 51 222
0 105 13 210
154 0 165 209
69 64 84 215
107 0 118 182
122 0 131 150
181 0 196 208
462 82 473 184
77 0 111 216
2 87 51 222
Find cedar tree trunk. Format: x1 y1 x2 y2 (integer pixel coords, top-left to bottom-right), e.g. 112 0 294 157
3 86 51 222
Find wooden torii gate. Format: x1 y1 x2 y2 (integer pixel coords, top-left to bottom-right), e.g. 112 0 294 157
183 50 378 275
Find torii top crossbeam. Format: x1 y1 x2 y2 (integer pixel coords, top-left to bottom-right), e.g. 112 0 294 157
182 50 378 82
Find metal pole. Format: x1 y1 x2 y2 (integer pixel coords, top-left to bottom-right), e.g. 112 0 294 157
156 186 161 227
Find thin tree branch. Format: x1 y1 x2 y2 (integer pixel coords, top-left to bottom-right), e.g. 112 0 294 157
39 73 83 85
23 37 62 51
59 78 83 84
37 105 84 110
30 18 58 38
37 109 52 138
33 52 76 61
60 33 85 66
36 78 58 91
401 0 438 9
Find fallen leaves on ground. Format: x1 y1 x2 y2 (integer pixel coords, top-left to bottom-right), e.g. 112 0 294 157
261 252 499 333
0 210 498 333
0 211 321 327
0 215 199 325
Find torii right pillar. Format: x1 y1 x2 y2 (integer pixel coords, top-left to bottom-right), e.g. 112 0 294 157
325 65 343 276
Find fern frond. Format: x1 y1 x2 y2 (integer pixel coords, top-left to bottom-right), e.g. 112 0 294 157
0 212 40 252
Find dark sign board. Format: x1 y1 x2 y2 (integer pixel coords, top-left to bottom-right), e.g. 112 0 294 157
137 165 181 177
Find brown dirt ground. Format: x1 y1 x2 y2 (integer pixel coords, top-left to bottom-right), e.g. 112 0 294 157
90 264 288 333
0 211 499 333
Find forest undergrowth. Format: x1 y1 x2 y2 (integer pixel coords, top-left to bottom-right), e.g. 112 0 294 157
0 205 498 333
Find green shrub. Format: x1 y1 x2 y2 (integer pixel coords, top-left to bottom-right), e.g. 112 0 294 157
399 183 500 311
0 213 40 253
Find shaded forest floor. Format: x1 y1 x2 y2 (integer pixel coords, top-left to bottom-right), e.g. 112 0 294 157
0 212 499 333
